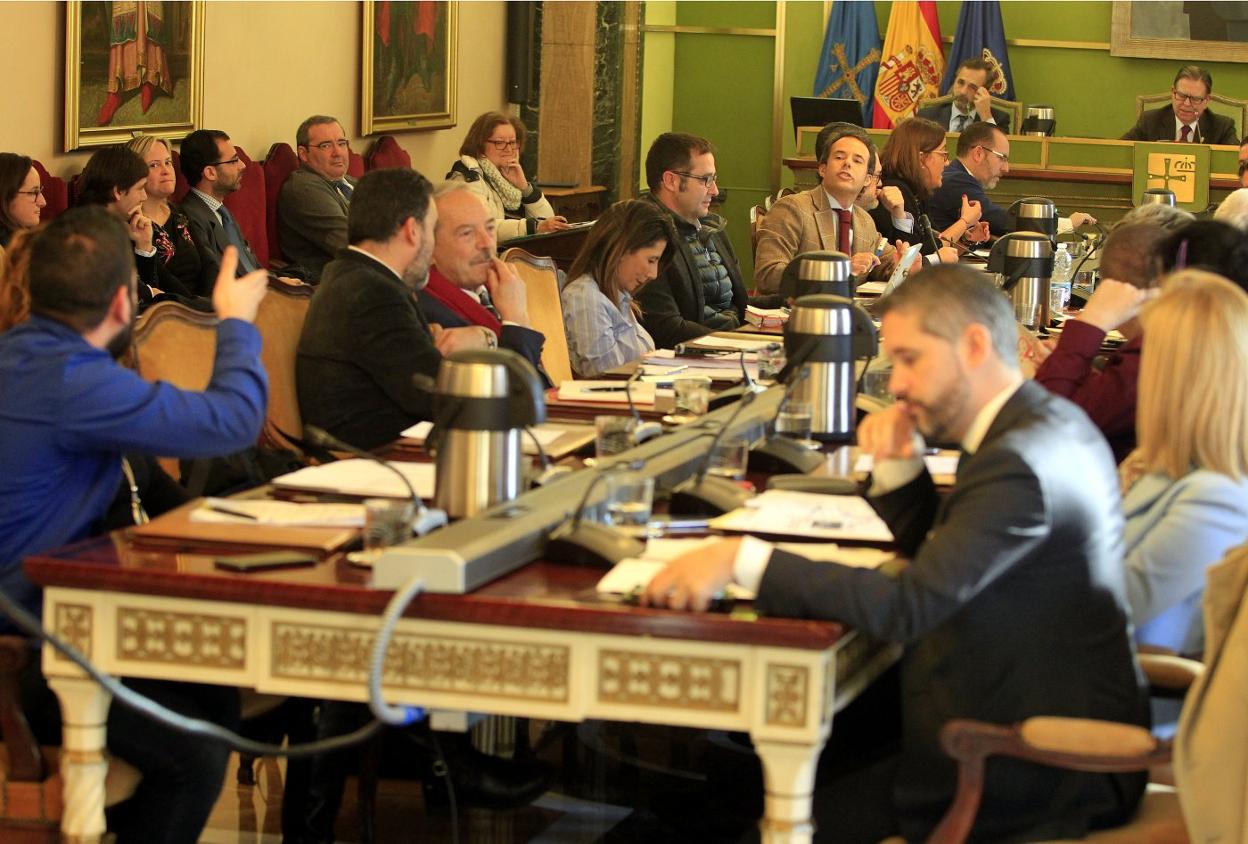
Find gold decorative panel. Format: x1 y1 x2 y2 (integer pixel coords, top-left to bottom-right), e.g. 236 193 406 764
271 623 569 703
765 664 808 727
597 650 741 711
116 609 246 669
53 603 92 664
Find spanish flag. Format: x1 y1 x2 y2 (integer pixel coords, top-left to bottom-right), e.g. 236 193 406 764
871 1 944 129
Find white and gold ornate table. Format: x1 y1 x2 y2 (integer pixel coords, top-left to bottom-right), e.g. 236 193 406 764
28 535 898 844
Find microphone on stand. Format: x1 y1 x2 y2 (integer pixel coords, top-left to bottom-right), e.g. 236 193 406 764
303 426 448 536
625 366 662 444
708 349 768 411
918 214 941 254
669 389 759 516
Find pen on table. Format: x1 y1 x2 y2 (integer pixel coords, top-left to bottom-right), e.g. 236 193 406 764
583 386 629 393
203 503 259 520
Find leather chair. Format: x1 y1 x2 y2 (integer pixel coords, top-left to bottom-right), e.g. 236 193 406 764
500 247 574 384
916 93 1024 136
262 142 300 265
221 146 270 269
30 161 67 223
170 149 190 204
348 150 365 180
1135 91 1248 143
749 203 767 260
364 136 412 171
252 276 314 450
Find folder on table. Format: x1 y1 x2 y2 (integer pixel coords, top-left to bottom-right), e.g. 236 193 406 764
130 499 359 553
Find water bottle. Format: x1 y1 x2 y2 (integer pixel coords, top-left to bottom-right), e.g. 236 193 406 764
1050 243 1072 317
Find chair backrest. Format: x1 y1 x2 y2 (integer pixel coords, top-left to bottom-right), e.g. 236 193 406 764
252 277 314 448
263 142 300 264
221 145 269 269
348 150 365 179
365 136 412 171
918 92 1023 136
170 149 190 204
1136 91 1248 142
501 248 574 385
749 204 766 259
30 160 68 222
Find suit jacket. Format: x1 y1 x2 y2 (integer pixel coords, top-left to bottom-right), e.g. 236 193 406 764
756 381 1149 842
296 249 442 450
1120 104 1239 145
634 193 748 349
181 189 264 296
1122 468 1248 655
753 186 892 294
277 168 355 280
917 101 1012 135
928 160 1010 236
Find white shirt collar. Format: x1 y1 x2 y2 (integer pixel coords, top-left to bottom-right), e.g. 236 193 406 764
347 245 404 283
822 189 849 211
961 376 1024 455
1175 114 1199 137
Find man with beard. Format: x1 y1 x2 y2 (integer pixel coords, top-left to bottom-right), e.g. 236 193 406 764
180 128 265 294
0 206 269 842
917 58 1013 134
645 265 1148 843
296 167 496 450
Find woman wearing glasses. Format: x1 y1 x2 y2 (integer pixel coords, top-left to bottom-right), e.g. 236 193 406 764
0 153 46 259
125 135 203 294
448 111 569 244
870 118 986 258
561 200 667 377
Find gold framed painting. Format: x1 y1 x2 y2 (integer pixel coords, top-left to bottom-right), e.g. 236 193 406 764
1112 0 1248 63
361 0 459 135
64 1 205 151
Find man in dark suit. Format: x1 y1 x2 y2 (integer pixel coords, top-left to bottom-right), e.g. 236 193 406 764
418 183 549 382
647 265 1148 843
278 115 357 280
1122 66 1239 145
917 58 1012 134
179 129 265 297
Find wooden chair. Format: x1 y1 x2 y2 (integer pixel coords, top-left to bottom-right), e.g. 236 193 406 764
501 248 574 384
762 187 795 213
1136 91 1248 143
916 93 1024 136
749 204 767 259
253 277 315 450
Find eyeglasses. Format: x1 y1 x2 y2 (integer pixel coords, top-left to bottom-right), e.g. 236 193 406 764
975 145 1009 164
923 148 950 161
1173 89 1209 105
670 170 718 187
212 157 242 167
308 139 350 153
16 187 43 198
485 138 519 150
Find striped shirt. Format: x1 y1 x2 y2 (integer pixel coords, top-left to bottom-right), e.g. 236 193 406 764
561 274 656 377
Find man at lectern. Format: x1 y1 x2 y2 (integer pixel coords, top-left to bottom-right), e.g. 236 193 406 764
1121 65 1239 145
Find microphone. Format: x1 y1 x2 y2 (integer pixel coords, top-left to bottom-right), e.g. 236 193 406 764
624 366 662 444
545 460 646 568
918 214 941 254
525 425 573 486
669 389 759 516
747 367 823 475
707 349 767 411
303 426 448 537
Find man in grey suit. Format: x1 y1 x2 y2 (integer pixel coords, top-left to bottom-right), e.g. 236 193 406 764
647 265 1148 843
278 115 357 280
179 129 264 296
917 58 1012 134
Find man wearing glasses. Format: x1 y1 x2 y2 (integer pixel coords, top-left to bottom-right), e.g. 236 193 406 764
278 115 357 279
180 129 266 294
1121 65 1238 145
635 132 749 349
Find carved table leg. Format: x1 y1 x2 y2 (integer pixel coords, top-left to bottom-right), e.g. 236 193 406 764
753 738 824 844
48 676 112 844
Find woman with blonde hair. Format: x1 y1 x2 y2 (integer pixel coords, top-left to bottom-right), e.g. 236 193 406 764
126 134 202 294
561 199 668 377
1121 269 1248 655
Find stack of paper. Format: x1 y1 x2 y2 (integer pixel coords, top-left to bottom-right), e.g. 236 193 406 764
683 335 777 353
272 459 436 499
399 421 589 456
744 306 789 329
191 498 366 527
709 489 893 542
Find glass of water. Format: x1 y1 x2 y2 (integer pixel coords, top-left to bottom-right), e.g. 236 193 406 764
706 435 750 481
603 471 655 538
363 498 413 553
595 415 636 459
673 376 712 417
775 399 819 450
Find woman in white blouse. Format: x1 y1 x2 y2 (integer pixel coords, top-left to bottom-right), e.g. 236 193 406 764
561 200 669 377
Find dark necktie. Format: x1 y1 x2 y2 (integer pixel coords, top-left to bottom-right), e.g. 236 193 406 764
478 288 503 322
217 205 259 273
335 180 353 200
1179 125 1192 143
835 208 853 254
953 113 969 133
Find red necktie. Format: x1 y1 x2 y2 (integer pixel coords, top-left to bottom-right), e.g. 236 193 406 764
835 208 853 254
1180 125 1191 143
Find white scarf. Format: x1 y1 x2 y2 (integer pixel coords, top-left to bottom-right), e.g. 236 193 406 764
476 157 523 212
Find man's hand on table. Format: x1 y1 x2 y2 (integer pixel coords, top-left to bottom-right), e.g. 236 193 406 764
643 536 743 612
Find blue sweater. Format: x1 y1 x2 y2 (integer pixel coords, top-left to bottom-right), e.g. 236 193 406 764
0 316 267 621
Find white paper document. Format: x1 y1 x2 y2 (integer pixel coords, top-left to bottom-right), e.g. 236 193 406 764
400 421 575 454
684 335 777 352
191 498 366 527
709 489 894 542
854 451 961 477
272 459 436 499
556 380 657 405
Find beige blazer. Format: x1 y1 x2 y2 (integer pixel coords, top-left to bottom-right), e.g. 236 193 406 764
753 186 892 294
1175 541 1248 842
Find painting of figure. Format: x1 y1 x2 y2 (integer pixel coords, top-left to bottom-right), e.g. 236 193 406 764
362 0 458 134
1113 0 1248 62
65 0 204 150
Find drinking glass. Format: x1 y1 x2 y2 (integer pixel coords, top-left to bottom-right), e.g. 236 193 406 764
673 377 712 416
706 435 750 481
363 498 412 552
603 471 655 538
595 415 636 459
756 345 786 381
776 399 814 441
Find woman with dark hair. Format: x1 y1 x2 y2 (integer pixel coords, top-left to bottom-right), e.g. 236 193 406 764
448 111 568 243
76 145 192 304
870 117 987 256
561 200 667 377
0 153 46 255
1160 219 1248 290
126 134 202 293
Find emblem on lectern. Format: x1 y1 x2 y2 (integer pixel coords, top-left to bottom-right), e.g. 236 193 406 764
1146 153 1198 203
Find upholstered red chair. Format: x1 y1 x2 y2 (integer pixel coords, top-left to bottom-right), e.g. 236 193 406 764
221 146 269 268
364 136 411 171
170 149 190 204
30 161 68 223
263 143 300 264
347 150 365 180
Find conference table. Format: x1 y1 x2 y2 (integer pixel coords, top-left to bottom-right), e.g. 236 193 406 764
26 467 900 844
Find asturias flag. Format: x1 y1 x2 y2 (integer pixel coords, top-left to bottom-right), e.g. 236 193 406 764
871 1 945 129
813 1 882 125
941 0 1015 101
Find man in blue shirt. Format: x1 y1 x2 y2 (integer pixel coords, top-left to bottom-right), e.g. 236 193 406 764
0 206 269 843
